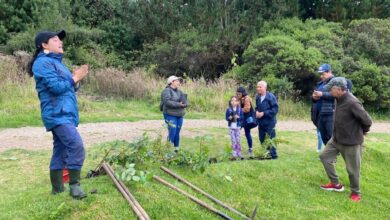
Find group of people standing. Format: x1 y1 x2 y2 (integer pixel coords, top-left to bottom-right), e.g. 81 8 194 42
29 29 372 203
226 81 279 160
160 77 279 160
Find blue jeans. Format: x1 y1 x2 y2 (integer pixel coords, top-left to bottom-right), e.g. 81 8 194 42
50 124 85 170
163 114 183 147
317 115 333 145
317 129 323 151
258 125 278 158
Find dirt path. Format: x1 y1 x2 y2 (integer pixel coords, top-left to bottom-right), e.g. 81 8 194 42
1 120 389 152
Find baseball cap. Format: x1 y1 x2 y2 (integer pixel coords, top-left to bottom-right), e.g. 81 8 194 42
318 63 331 73
34 30 66 49
167 75 181 85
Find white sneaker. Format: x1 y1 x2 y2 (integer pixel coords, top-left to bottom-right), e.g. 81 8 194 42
248 149 254 159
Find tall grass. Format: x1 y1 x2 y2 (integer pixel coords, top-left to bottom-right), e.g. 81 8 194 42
0 54 41 127
179 78 237 112
86 68 163 99
86 67 237 113
86 67 309 117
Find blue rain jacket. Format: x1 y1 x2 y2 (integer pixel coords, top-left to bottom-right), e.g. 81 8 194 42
32 52 78 131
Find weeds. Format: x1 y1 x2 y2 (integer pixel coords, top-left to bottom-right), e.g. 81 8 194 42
95 133 213 184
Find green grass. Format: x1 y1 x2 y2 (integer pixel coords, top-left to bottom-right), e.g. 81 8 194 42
1 130 389 219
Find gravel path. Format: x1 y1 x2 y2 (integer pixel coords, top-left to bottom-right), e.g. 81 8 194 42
1 120 389 152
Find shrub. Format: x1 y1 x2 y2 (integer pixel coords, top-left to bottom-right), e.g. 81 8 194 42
345 19 390 66
143 28 239 80
231 34 323 97
346 60 390 110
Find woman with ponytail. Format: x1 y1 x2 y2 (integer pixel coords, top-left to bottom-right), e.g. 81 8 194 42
30 30 89 199
27 48 41 77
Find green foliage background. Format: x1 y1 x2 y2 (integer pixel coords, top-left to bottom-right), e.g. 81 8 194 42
0 0 389 110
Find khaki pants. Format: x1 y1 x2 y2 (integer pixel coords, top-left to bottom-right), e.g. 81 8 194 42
320 137 362 194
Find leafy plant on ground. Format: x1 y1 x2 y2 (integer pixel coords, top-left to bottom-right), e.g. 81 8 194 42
96 132 213 183
253 134 287 158
168 135 212 173
114 162 152 183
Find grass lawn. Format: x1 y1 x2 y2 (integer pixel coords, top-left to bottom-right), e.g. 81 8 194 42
0 130 389 219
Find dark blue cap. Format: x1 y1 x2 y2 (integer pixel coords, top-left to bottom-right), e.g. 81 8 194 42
34 30 66 49
317 63 331 73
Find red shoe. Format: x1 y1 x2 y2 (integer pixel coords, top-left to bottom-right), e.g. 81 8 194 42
320 183 344 192
350 193 361 202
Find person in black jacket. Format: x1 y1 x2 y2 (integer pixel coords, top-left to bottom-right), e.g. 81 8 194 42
312 64 335 145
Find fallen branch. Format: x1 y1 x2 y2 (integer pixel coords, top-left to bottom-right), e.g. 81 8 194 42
153 175 233 220
102 162 150 220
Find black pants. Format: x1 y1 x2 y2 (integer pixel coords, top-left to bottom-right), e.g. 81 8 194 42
258 125 277 158
317 115 333 145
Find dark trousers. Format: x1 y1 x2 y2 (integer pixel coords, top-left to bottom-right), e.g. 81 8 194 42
320 138 362 194
243 125 254 149
258 125 278 158
317 115 333 145
50 124 85 170
164 114 183 147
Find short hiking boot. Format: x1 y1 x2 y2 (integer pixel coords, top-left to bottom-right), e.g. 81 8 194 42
350 193 361 202
69 170 87 200
50 170 65 195
320 183 344 192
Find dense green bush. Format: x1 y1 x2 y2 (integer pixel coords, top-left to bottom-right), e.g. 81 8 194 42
144 28 239 79
231 34 323 97
345 19 390 66
341 19 390 110
345 60 390 110
230 18 390 110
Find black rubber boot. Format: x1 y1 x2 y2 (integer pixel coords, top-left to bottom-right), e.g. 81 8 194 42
50 170 65 195
69 169 87 200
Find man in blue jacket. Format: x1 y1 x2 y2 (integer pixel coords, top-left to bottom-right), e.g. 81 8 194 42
312 64 335 145
255 81 279 159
